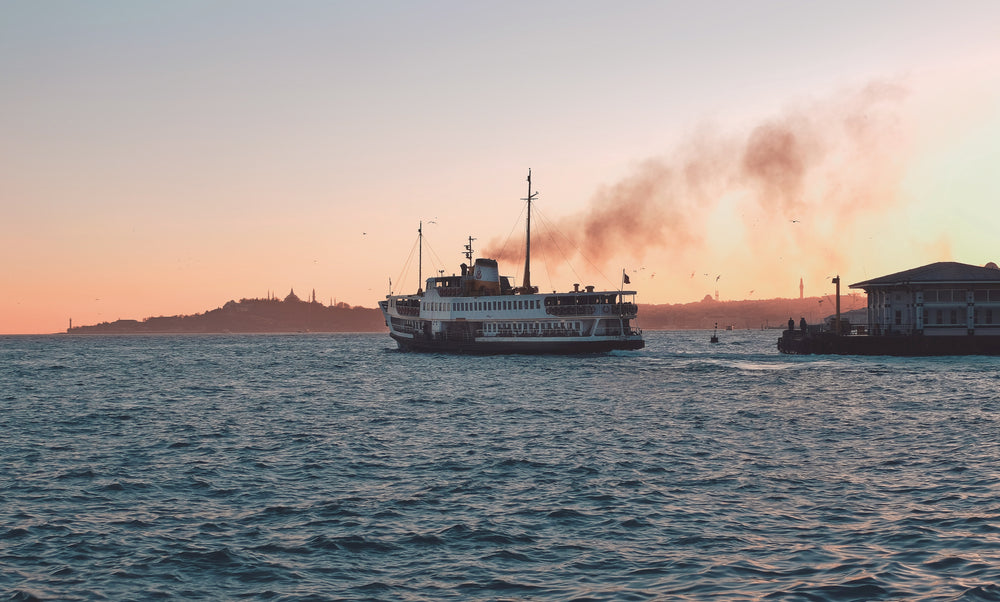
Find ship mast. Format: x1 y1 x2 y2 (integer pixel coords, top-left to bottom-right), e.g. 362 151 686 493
417 221 423 294
521 169 538 293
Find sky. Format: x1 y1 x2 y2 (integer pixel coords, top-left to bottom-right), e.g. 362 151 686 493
3 1 1000 334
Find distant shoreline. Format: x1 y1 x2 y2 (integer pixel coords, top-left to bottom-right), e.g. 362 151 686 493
54 294 856 336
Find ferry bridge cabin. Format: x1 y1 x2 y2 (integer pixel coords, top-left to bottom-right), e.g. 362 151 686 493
852 261 1000 337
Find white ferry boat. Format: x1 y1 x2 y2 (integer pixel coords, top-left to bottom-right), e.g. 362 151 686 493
378 172 645 354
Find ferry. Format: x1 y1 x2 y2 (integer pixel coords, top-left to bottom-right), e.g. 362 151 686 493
378 172 645 354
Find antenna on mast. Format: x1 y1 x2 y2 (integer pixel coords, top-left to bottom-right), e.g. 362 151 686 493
521 169 538 293
464 236 476 263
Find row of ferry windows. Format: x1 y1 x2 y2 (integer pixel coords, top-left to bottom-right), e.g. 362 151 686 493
485 321 580 333
423 299 540 312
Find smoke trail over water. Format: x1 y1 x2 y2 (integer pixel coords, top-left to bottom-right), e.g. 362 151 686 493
485 81 910 297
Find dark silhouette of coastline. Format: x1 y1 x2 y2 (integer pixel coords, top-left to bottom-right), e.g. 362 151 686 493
67 292 386 334
67 292 852 334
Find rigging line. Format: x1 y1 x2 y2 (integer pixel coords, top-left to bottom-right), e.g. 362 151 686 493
422 237 447 277
532 205 615 288
498 203 529 267
533 209 583 286
394 234 421 294
537 227 555 293
539 204 611 286
490 202 528 286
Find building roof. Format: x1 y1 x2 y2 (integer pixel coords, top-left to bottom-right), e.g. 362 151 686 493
851 261 1000 289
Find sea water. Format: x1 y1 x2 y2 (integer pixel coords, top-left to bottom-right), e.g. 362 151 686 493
2 331 1000 601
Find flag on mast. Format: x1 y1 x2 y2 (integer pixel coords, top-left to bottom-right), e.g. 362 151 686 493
623 269 630 285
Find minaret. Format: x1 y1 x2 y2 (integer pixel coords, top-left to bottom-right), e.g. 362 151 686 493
799 277 804 300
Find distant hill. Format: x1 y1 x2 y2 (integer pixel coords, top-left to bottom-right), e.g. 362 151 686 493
67 296 387 334
67 294 858 334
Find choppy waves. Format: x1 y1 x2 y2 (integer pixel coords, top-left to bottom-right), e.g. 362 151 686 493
3 332 1000 600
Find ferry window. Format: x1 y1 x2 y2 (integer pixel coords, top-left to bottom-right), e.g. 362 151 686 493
976 290 988 302
936 309 943 325
989 309 994 324
894 310 901 325
950 309 958 324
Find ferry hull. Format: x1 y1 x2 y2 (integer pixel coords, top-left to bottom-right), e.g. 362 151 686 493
390 332 644 355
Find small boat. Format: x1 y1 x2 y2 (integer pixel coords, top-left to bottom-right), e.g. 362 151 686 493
710 322 719 344
378 172 645 354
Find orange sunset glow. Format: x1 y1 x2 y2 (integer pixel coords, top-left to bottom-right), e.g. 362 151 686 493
3 2 999 334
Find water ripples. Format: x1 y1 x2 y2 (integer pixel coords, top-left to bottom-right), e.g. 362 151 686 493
3 332 1000 599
